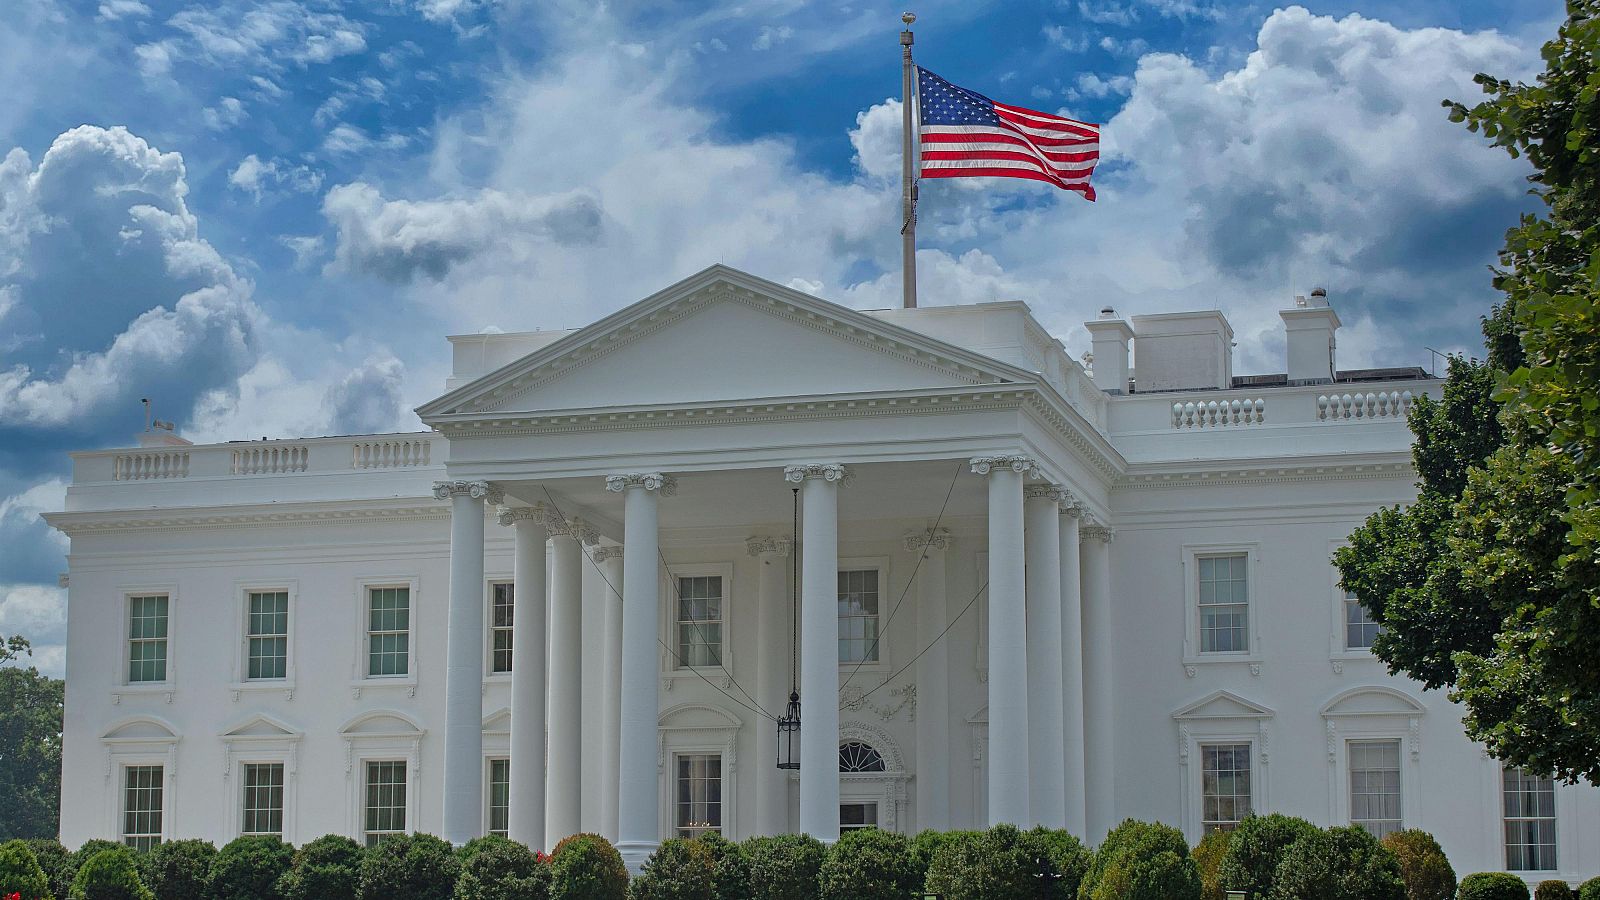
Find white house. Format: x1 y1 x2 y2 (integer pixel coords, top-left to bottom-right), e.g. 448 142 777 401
47 265 1600 883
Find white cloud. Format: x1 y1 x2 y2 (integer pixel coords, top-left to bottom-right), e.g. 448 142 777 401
97 0 151 22
202 96 246 130
1099 35 1151 57
1043 25 1089 53
228 154 322 199
0 583 67 677
136 1 368 80
1070 72 1135 99
752 24 794 51
1079 1 1138 26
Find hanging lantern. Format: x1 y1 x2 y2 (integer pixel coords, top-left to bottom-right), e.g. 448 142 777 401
776 691 801 770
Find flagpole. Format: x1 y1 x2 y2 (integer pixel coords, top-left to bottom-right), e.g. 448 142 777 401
900 11 918 309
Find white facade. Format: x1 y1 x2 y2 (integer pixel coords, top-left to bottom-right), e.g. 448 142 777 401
48 265 1600 882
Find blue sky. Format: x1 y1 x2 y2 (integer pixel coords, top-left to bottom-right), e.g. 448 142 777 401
0 0 1564 674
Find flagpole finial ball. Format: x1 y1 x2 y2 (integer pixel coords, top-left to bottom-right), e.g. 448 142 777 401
902 11 916 26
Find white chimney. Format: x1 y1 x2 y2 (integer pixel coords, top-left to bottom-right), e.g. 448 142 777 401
1084 307 1134 394
1129 310 1234 392
1280 287 1340 385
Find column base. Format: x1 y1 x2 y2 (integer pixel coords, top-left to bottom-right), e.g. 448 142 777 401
616 840 660 875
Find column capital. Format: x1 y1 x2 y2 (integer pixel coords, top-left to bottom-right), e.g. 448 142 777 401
1023 483 1071 504
433 479 503 504
1080 515 1115 542
605 473 677 495
783 463 850 484
969 455 1040 478
1060 498 1085 518
745 535 793 557
592 544 625 563
549 515 600 546
496 504 547 527
903 528 953 553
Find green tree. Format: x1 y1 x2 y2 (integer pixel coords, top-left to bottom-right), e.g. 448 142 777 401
1336 0 1600 784
0 636 65 840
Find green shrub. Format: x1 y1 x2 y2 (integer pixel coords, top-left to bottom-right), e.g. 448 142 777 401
68 848 152 900
693 833 750 900
1536 881 1574 900
818 828 917 900
1079 818 1200 900
138 839 214 900
909 830 979 888
923 823 1055 900
630 839 714 900
1458 872 1532 900
358 833 460 900
1027 828 1091 899
1266 826 1403 900
1580 877 1600 900
23 841 68 900
208 836 292 900
455 837 550 900
548 833 627 900
1216 814 1318 900
0 840 52 900
1378 830 1455 900
456 835 516 867
742 834 825 900
277 834 365 900
1192 830 1230 900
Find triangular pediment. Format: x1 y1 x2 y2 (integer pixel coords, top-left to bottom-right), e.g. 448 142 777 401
418 265 1030 420
1172 690 1275 721
221 714 300 740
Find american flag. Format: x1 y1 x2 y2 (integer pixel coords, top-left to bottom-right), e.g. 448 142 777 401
917 66 1100 200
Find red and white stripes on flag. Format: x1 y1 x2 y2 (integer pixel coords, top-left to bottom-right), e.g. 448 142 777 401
916 66 1100 200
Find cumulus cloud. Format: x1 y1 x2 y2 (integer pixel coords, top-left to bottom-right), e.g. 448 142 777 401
0 583 67 677
323 183 604 283
228 154 322 199
201 96 246 130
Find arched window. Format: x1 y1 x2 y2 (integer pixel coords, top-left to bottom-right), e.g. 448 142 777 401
839 741 886 773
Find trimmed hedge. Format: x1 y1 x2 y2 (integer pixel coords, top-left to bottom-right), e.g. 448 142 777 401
1580 876 1600 900
1458 872 1532 900
1080 818 1201 900
138 839 215 900
0 840 52 900
60 842 121 900
742 834 825 900
68 847 152 900
923 823 1062 900
22 841 69 900
1379 830 1455 900
1192 830 1230 900
1216 814 1318 900
359 833 460 900
455 837 550 900
910 830 980 888
1266 826 1403 900
549 833 628 900
1536 881 1574 900
1029 828 1091 900
630 839 713 900
209 836 293 900
819 828 918 900
695 833 750 900
277 834 365 900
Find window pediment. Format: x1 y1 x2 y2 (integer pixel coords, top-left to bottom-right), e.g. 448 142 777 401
1172 690 1275 721
101 716 179 743
1321 686 1425 719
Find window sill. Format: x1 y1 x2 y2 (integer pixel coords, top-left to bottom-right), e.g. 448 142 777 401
662 668 737 692
1182 654 1263 678
111 685 175 704
1328 650 1377 674
229 681 296 701
350 677 417 699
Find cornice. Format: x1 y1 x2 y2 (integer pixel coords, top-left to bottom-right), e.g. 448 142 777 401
1116 458 1414 490
45 498 450 536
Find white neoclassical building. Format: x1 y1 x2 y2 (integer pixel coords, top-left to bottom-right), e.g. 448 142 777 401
48 265 1600 882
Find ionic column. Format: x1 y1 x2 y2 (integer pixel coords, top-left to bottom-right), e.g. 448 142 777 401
435 479 501 845
499 505 549 849
908 528 952 831
1080 519 1115 842
545 513 597 844
1024 484 1067 829
607 473 676 872
1058 502 1088 838
970 456 1034 827
785 463 849 843
748 535 794 837
593 544 625 843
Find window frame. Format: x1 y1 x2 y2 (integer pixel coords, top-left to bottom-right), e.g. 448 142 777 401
1181 543 1261 671
1328 545 1383 670
120 585 178 690
486 756 511 838
672 752 724 840
1502 766 1559 873
339 710 424 841
1198 742 1254 834
1346 739 1403 840
839 801 879 832
1173 690 1273 844
352 576 420 691
231 581 297 695
1320 686 1423 836
240 761 287 838
485 576 514 679
659 563 735 679
121 763 166 851
836 556 891 672
361 759 410 848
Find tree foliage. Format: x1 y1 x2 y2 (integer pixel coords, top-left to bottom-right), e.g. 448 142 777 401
0 636 64 840
1378 830 1456 900
1337 0 1600 784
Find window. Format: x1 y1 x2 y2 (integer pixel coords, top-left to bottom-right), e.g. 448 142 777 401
123 765 163 850
488 758 510 837
840 741 886 773
1349 740 1401 839
241 762 284 837
1344 591 1382 650
676 576 723 668
1503 767 1557 871
247 591 289 680
1200 743 1251 832
128 595 169 683
838 569 880 663
367 587 410 677
675 754 721 838
364 761 407 847
840 802 879 832
1198 556 1248 653
490 583 514 674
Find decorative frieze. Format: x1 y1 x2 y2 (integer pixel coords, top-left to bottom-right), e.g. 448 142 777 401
432 480 503 504
745 535 793 557
604 473 678 495
968 455 1040 478
902 528 952 553
782 463 850 484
